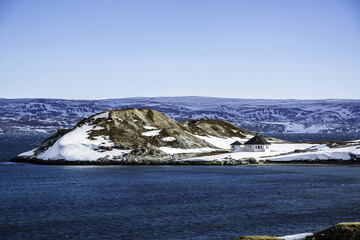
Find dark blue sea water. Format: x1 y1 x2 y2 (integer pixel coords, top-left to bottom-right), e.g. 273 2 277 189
0 134 50 162
1 134 360 239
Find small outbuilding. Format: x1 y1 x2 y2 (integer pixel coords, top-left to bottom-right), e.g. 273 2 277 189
244 133 271 152
230 140 242 152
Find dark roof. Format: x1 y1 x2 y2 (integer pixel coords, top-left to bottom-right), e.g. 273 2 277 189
230 140 242 146
244 134 271 145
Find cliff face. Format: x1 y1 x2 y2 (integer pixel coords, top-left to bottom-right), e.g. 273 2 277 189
17 108 265 162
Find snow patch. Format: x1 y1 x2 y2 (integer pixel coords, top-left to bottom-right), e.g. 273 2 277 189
281 232 313 240
92 112 109 120
162 137 176 142
186 143 319 161
143 126 157 130
194 135 245 149
115 117 123 121
268 145 360 161
93 125 105 130
142 130 161 136
36 123 131 161
19 149 37 157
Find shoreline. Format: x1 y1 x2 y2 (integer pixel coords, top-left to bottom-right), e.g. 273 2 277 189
10 156 360 166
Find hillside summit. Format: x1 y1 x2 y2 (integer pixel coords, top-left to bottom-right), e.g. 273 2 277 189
13 108 276 164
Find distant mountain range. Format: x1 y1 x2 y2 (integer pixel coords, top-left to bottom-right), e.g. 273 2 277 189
0 97 359 134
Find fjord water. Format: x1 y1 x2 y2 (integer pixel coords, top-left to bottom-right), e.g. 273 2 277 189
1 134 360 239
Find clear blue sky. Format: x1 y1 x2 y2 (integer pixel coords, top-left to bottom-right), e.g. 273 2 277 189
0 0 359 99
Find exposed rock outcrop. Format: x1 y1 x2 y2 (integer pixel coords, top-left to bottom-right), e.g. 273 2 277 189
12 108 263 163
233 222 360 240
304 222 360 240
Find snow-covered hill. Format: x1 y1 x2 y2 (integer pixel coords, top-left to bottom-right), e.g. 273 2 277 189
14 108 279 163
13 108 360 164
1 97 359 134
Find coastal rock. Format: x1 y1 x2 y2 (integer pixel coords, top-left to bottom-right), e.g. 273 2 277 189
234 222 360 240
304 222 360 240
12 108 360 165
13 108 268 163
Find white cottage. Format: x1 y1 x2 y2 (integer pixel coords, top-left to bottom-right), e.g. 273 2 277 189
244 134 271 152
230 140 242 152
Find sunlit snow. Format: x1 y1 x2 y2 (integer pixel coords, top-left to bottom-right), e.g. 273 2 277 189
162 137 176 142
91 112 109 120
143 126 157 130
186 143 319 161
37 123 131 161
281 232 313 240
142 130 161 136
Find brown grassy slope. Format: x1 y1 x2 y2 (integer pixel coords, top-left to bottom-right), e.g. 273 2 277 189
184 118 250 138
304 222 360 240
86 109 215 154
185 118 282 143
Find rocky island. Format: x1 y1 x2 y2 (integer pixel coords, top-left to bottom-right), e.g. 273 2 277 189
12 108 360 165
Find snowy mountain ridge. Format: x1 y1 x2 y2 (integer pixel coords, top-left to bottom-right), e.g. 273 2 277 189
1 97 359 134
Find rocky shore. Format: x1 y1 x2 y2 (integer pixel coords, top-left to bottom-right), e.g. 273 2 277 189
234 222 360 240
11 155 360 166
12 108 360 165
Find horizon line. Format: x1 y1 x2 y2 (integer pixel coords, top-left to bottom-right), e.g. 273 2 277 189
1 96 359 101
